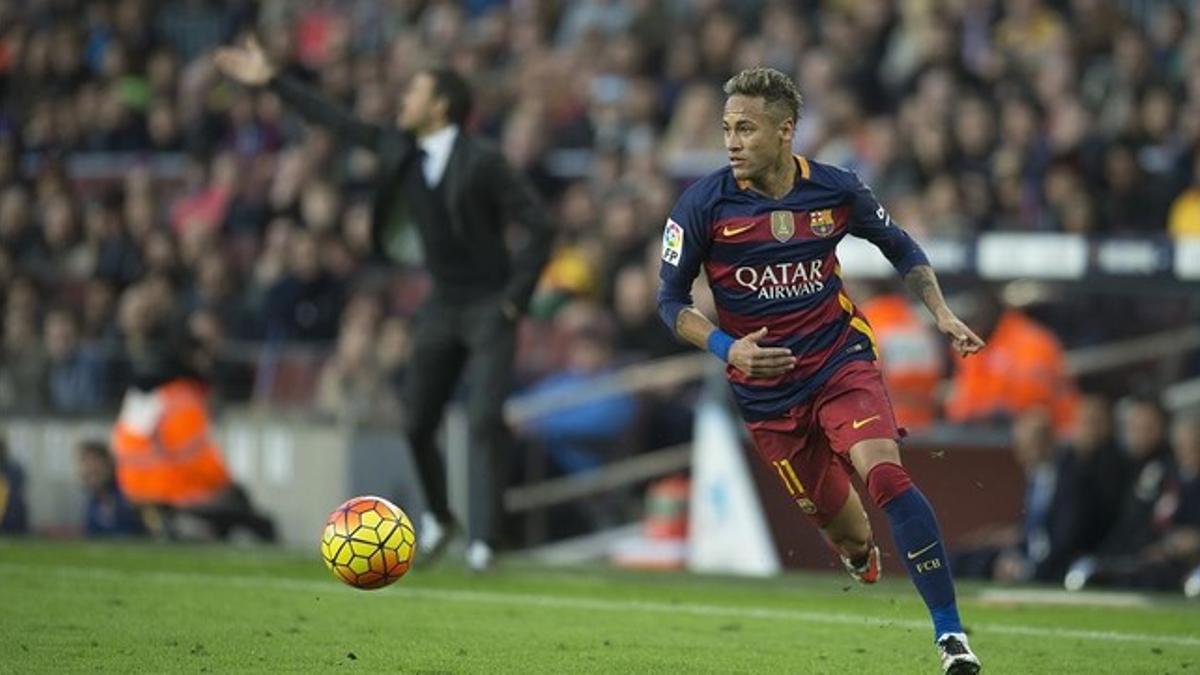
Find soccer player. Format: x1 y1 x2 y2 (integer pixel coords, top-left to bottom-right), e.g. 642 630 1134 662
657 68 984 674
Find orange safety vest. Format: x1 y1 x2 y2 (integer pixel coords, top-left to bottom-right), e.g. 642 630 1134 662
111 378 232 507
944 310 1078 433
859 294 942 431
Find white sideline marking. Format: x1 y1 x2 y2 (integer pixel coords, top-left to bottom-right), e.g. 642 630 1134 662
978 589 1153 608
3 563 1199 649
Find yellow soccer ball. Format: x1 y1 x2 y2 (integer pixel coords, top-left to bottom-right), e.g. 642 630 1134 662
320 495 416 589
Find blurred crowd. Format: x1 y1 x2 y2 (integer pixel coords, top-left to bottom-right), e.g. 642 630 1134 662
0 0 1197 435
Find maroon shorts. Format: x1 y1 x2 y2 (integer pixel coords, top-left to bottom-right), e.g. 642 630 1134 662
745 359 901 527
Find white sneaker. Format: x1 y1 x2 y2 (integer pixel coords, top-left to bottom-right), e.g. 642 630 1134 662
1184 565 1200 599
465 539 494 572
936 633 981 674
1064 557 1096 592
418 513 458 565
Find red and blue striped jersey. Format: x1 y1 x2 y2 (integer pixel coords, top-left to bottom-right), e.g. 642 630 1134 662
657 156 929 422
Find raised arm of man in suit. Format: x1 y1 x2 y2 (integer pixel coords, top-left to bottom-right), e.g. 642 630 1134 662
214 37 404 153
481 148 554 319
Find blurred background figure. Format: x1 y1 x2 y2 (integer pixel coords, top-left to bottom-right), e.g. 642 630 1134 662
517 302 640 537
1060 393 1129 555
943 287 1078 434
1065 409 1200 592
857 281 943 432
44 307 108 415
0 437 30 535
77 439 145 538
520 302 638 477
110 281 275 542
952 408 1082 582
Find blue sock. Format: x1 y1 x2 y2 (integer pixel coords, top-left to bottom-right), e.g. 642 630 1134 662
882 486 963 641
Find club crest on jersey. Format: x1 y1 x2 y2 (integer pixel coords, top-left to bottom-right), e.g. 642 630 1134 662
810 209 835 237
770 211 795 242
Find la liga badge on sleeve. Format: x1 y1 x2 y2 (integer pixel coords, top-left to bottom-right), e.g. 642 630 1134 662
662 218 683 265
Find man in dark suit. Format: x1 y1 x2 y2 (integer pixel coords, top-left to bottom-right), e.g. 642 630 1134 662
215 38 554 569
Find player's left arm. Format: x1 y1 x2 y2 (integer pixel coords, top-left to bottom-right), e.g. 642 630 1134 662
847 177 985 357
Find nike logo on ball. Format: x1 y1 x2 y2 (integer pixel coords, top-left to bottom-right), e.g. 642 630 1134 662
851 415 881 430
907 542 938 560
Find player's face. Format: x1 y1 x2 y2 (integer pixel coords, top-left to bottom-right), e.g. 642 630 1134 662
398 73 444 133
722 95 793 181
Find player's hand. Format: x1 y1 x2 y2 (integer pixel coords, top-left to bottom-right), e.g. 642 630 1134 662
936 311 985 357
727 327 795 378
213 36 275 86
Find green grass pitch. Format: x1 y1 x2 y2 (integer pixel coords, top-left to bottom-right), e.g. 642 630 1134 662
1 540 1197 673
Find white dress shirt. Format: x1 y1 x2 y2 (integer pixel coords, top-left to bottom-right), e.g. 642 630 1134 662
418 124 459 187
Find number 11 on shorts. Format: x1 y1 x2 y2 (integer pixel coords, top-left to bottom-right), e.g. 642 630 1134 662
772 459 819 515
771 458 806 496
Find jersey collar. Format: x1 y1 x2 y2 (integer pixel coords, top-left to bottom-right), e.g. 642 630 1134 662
735 155 810 192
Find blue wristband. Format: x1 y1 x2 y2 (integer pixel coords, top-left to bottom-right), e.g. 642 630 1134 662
706 330 735 362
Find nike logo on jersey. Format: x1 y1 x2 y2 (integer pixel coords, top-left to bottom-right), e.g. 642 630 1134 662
851 415 881 430
907 541 938 560
722 223 756 237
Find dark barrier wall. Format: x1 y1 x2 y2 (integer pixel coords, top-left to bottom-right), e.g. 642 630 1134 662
749 442 1022 571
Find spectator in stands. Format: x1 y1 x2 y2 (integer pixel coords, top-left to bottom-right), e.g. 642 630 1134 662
374 314 412 406
77 439 145 537
944 287 1078 433
186 249 251 340
0 185 36 260
84 192 143 288
30 194 90 280
1168 152 1200 238
0 278 48 413
110 280 276 542
170 152 237 241
856 283 942 432
262 227 344 343
612 263 685 360
994 0 1067 76
1090 394 1174 554
517 302 639 535
1066 409 1200 592
519 302 638 476
660 83 725 169
1099 142 1159 232
0 437 30 534
952 408 1081 582
80 278 119 342
315 302 392 425
44 307 107 414
1171 413 1200 528
1002 408 1085 582
1064 393 1131 555
187 306 252 404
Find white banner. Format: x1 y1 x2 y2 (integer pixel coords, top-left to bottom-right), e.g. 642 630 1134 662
687 400 780 576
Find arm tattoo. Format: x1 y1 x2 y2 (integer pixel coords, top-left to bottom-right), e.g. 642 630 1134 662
903 265 948 317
